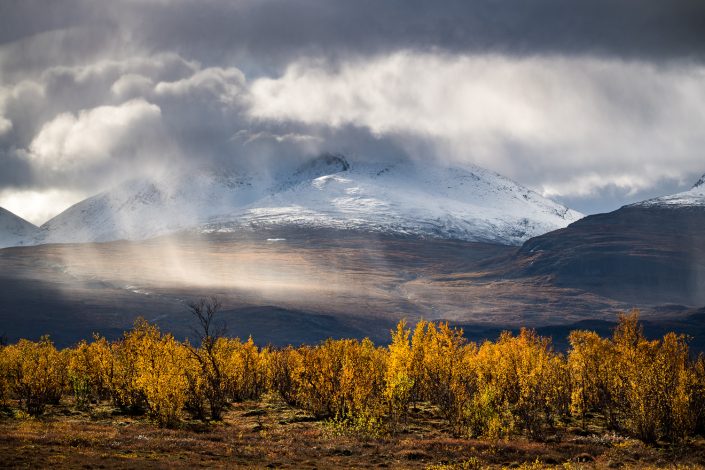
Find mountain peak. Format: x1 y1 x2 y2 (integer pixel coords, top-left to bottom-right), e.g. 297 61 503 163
0 207 39 248
293 153 350 180
23 158 582 247
0 207 37 229
630 172 705 209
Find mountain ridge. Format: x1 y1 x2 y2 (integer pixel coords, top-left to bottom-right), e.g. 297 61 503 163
27 155 582 247
0 207 39 248
630 172 705 209
514 172 705 306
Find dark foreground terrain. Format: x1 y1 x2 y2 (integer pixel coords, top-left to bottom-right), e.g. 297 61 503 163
1 225 704 349
2 396 705 469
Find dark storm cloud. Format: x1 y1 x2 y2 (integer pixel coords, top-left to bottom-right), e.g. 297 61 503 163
1 0 705 222
0 149 32 187
107 0 705 69
4 0 705 71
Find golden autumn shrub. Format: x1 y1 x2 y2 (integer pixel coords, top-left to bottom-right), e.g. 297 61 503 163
184 336 227 421
0 343 9 406
67 336 113 409
656 332 697 441
610 311 698 443
385 321 415 429
270 346 303 406
567 311 701 443
0 313 703 443
3 336 67 415
338 338 386 426
285 338 386 426
568 330 619 428
105 319 190 426
128 321 189 427
107 335 144 411
693 355 705 435
474 329 568 439
184 335 272 421
408 321 480 436
223 337 269 402
183 297 230 420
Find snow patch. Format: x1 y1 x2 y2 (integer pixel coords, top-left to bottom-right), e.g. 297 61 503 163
633 173 705 208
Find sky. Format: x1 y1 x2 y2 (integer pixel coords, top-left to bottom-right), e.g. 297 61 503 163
1 0 704 224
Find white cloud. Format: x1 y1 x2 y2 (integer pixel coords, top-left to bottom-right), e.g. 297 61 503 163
249 52 705 197
37 54 198 88
0 117 11 136
154 67 246 105
110 73 155 99
5 45 705 215
28 99 163 172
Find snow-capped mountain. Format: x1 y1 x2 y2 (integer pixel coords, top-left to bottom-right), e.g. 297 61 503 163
31 155 583 246
35 171 262 244
205 156 583 245
633 173 705 208
0 207 39 248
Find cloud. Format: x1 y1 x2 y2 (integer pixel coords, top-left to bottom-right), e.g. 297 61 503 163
4 1 703 82
154 67 245 104
110 74 154 100
28 99 164 173
249 52 705 199
1 0 705 220
0 117 11 136
111 0 705 65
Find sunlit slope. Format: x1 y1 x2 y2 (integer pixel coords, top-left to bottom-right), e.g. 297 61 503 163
32 155 582 246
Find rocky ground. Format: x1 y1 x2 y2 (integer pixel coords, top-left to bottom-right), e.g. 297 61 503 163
1 395 704 469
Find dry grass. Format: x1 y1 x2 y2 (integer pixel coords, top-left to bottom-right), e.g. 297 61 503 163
1 396 704 469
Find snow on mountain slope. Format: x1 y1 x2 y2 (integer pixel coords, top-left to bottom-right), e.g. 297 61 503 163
32 155 583 246
632 173 705 208
0 207 39 248
207 156 583 245
34 171 261 244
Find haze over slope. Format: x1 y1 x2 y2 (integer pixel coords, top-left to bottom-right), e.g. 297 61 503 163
0 208 38 248
31 155 582 246
3 172 705 347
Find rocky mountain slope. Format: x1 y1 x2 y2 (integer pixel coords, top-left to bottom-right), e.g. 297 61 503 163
515 173 705 306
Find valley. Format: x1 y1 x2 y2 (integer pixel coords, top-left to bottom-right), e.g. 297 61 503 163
2 226 702 349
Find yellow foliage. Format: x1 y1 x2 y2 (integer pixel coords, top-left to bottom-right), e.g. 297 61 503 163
410 321 480 436
612 312 696 442
0 311 702 443
385 320 414 427
109 319 190 426
3 336 67 415
222 337 268 402
568 310 699 442
285 338 386 424
474 329 568 439
67 336 112 409
0 343 9 405
568 330 618 427
128 321 189 427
